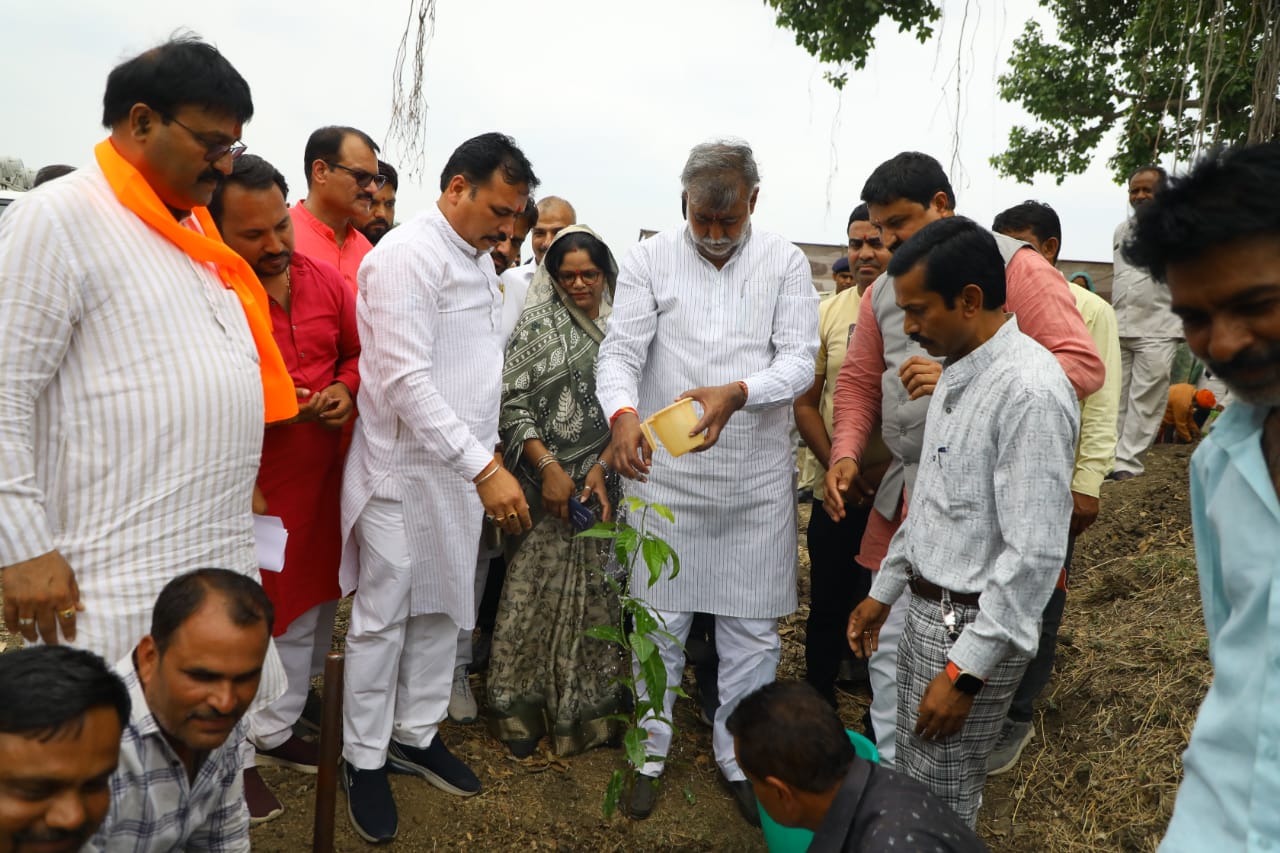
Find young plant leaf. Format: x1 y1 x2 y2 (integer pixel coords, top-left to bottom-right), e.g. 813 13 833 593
603 769 624 818
631 632 657 663
624 727 647 770
584 625 625 645
650 502 675 523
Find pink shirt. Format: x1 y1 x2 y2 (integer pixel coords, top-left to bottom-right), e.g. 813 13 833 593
289 201 373 294
830 247 1104 570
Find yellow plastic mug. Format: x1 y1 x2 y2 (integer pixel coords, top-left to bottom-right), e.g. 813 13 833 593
639 398 707 457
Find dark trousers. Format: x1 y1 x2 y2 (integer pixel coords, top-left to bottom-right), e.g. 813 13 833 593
805 496 874 701
1007 536 1073 722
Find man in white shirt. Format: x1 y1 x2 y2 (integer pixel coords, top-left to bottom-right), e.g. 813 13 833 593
87 569 273 853
597 139 819 825
497 195 576 341
847 216 1078 827
339 132 538 843
1110 165 1183 480
0 36 295 667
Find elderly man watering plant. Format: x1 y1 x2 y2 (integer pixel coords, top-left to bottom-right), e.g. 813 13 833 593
596 138 818 825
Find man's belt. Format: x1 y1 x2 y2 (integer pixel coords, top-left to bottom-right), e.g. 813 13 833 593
908 576 981 607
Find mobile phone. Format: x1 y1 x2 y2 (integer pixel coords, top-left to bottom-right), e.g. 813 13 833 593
568 495 597 533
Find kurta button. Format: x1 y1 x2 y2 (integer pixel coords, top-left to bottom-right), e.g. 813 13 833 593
945 407 953 414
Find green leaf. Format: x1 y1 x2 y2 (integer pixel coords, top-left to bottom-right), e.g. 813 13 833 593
650 502 675 523
623 727 647 770
584 625 624 645
641 653 669 708
624 496 646 513
631 632 657 663
668 549 681 582
682 784 697 805
576 522 621 540
603 769 624 818
641 537 671 587
632 606 659 637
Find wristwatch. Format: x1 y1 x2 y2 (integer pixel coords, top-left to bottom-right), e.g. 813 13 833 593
945 660 984 695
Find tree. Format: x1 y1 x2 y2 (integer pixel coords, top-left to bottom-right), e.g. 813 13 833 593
765 0 1280 184
763 0 940 88
992 0 1280 184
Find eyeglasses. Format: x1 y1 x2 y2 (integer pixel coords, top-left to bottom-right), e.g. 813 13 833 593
166 115 247 163
327 163 387 190
558 269 603 286
849 236 885 251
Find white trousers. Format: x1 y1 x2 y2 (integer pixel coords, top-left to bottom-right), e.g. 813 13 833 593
342 497 459 770
249 598 339 749
636 609 780 782
868 588 908 767
1116 337 1179 475
454 546 495 670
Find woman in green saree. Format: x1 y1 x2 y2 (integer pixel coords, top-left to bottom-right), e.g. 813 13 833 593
487 226 626 758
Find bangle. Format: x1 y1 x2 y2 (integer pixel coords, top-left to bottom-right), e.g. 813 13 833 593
536 454 558 473
610 406 638 427
474 462 500 485
736 380 749 402
595 458 610 474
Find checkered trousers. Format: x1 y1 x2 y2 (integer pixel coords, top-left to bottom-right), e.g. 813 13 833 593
895 593 1030 827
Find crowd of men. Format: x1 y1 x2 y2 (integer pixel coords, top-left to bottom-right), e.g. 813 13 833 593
0 33 1277 852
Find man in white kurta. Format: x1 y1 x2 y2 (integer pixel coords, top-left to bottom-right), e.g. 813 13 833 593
0 39 292 691
1111 166 1183 479
597 140 818 824
339 133 537 843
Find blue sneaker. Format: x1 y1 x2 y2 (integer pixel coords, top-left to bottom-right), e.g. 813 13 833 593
388 737 481 797
342 763 397 843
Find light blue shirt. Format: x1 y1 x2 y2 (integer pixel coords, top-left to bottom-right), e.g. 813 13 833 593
1161 401 1280 852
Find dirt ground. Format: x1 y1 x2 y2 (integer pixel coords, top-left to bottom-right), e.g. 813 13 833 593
1 444 1203 852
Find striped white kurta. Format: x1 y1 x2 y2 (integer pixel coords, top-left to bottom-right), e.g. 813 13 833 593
0 165 268 667
340 206 503 628
596 227 819 618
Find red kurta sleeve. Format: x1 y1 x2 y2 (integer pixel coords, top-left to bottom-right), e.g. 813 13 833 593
1004 249 1106 400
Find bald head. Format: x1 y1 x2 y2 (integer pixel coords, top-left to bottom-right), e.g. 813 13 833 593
531 196 576 264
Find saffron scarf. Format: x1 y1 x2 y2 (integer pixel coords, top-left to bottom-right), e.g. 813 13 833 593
94 138 298 423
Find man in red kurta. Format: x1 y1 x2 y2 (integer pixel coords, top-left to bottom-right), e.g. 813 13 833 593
289 126 381 293
209 155 360 822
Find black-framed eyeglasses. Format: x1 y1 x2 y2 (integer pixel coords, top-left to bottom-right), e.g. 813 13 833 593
558 269 603 286
166 115 247 163
327 162 387 190
849 236 885 251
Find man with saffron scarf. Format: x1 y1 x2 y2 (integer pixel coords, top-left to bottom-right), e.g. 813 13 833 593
0 36 296 669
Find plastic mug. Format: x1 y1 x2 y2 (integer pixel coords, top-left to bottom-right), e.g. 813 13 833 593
639 398 707 457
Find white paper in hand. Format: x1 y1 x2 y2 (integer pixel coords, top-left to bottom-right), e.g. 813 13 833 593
254 514 289 573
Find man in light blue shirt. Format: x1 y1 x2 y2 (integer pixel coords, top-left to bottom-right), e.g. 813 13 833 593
1124 141 1280 852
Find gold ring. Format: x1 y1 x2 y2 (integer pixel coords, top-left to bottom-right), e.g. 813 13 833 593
17 617 35 626
59 608 77 620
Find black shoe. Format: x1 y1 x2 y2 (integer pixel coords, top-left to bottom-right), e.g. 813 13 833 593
342 763 397 843
507 738 539 759
388 737 481 797
727 778 762 827
627 772 660 820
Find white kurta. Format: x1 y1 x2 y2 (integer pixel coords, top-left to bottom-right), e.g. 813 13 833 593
0 165 266 665
596 227 819 618
340 206 503 628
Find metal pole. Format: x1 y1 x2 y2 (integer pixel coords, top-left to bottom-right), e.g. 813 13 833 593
313 651 344 853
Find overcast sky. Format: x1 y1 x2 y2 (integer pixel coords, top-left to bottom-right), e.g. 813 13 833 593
3 0 1136 262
